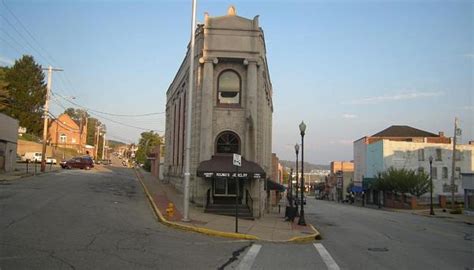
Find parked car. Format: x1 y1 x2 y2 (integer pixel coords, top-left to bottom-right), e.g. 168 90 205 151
45 157 57 164
22 152 42 162
60 156 94 170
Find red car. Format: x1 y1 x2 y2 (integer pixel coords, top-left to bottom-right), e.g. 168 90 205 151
60 156 94 170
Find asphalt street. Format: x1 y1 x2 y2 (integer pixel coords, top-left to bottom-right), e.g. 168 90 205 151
1 165 472 269
304 198 474 270
0 166 250 270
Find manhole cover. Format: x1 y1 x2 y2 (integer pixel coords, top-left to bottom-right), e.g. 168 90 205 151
368 247 389 252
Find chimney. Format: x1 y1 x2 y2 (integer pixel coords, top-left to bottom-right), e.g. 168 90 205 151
438 131 444 137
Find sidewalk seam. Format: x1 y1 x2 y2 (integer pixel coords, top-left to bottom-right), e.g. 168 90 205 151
134 168 321 242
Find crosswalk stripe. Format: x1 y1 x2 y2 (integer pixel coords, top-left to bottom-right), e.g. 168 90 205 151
235 244 262 270
313 243 340 270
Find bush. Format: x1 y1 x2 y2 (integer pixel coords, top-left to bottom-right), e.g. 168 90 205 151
374 167 430 198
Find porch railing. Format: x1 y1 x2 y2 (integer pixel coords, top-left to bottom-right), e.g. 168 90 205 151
245 189 253 217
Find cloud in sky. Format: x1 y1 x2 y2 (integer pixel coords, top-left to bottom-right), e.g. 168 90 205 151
343 91 444 105
464 53 474 59
342 113 357 119
462 106 473 111
0 56 14 66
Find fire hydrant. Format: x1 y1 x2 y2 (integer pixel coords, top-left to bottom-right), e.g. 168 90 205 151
166 203 174 218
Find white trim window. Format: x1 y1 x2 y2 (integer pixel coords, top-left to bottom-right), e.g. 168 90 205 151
60 134 67 143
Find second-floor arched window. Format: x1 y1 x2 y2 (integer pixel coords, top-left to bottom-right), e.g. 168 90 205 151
217 70 240 106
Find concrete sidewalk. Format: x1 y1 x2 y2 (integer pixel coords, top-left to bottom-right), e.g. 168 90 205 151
0 163 61 181
393 208 474 224
135 168 320 242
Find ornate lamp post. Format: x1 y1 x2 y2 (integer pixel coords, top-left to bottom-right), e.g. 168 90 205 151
294 143 300 215
429 156 435 215
298 121 307 226
289 168 293 207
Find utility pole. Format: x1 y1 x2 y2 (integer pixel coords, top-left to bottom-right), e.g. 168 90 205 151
79 110 87 154
450 117 458 210
102 132 106 160
94 123 100 162
41 66 62 172
182 0 197 222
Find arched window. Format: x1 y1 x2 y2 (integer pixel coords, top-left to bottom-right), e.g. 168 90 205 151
217 70 240 106
60 134 67 143
215 131 240 154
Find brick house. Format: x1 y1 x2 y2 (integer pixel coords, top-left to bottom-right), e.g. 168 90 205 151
48 113 87 153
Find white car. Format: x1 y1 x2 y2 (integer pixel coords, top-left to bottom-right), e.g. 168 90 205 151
46 157 57 164
22 152 42 162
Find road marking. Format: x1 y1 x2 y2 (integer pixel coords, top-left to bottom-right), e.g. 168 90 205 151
235 244 262 270
314 243 340 270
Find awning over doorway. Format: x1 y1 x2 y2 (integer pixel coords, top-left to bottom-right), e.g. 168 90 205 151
265 179 286 192
196 155 266 180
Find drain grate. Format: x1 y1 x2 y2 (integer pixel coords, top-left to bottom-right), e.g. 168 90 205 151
368 247 389 252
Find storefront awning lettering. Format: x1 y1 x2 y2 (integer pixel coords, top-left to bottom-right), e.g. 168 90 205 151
196 155 266 180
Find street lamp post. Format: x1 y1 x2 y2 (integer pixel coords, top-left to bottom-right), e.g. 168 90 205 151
298 121 307 226
294 143 300 216
289 168 293 207
429 156 434 215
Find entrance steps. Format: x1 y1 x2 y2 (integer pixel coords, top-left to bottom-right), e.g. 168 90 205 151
205 204 254 220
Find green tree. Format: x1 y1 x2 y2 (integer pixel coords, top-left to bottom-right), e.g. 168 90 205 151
408 171 431 198
0 66 9 110
64 107 89 126
136 131 162 171
86 117 102 145
2 55 46 136
374 167 430 198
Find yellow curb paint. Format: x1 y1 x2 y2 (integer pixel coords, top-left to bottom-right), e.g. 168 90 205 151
134 169 260 241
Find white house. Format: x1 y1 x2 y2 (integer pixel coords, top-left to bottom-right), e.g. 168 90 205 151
354 125 473 201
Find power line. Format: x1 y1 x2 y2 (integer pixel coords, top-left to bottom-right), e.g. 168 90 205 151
0 35 23 55
0 13 51 65
2 0 57 65
53 92 165 117
0 27 30 54
51 98 163 133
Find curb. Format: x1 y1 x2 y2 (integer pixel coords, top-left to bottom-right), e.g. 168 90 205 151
134 169 321 243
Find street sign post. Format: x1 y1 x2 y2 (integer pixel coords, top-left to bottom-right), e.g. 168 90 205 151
233 154 241 233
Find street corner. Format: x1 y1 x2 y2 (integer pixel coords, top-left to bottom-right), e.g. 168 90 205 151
286 223 322 243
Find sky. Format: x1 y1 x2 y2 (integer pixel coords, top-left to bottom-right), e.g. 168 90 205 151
0 0 472 165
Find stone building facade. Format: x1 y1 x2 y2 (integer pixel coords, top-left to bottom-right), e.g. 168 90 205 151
164 6 273 217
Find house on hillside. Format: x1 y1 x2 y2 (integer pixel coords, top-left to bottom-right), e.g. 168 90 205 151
48 113 87 154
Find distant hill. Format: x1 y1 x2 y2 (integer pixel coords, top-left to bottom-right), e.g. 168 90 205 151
279 160 329 172
108 139 126 149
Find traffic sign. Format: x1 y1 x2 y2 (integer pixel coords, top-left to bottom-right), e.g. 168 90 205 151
233 153 241 167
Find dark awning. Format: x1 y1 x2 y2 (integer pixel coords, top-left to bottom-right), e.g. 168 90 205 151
265 179 286 192
196 155 266 180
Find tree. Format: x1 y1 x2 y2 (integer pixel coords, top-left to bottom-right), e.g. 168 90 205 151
64 107 89 126
374 167 430 198
86 117 102 145
2 55 46 136
135 131 162 171
408 171 430 198
0 66 9 110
